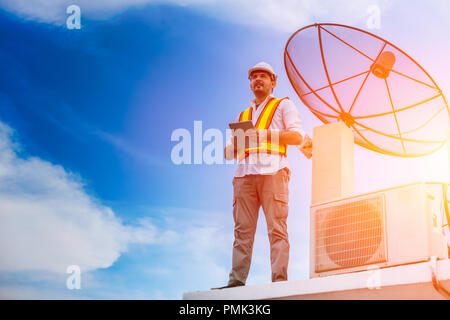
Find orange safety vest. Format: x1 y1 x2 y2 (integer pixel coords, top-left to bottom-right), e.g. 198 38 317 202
237 97 288 162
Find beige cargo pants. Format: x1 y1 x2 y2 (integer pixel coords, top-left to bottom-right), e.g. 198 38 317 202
228 167 291 285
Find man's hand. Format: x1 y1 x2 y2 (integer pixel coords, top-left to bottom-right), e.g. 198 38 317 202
299 135 312 159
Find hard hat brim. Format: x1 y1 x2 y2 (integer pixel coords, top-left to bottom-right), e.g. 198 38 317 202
248 67 277 79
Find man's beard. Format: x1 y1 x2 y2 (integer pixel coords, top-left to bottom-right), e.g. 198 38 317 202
253 85 269 95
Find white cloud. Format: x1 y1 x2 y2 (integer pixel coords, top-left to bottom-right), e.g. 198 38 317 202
0 118 310 297
0 118 234 297
0 121 176 274
183 225 230 280
0 0 393 32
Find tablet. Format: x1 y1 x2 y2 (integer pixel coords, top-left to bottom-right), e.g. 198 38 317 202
229 120 254 131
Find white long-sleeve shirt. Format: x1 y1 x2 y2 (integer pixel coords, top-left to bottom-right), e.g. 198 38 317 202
226 94 306 177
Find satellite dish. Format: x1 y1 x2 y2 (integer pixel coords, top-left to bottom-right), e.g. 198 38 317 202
284 23 450 157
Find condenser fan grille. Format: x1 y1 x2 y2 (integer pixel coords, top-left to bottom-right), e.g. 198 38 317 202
315 196 386 272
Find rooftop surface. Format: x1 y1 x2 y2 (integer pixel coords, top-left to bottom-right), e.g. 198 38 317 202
183 258 450 300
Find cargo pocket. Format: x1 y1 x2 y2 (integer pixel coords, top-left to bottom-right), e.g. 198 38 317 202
232 197 237 222
273 192 289 219
232 178 238 222
282 167 291 183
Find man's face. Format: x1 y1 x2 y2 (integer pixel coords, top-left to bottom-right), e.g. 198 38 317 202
249 71 276 97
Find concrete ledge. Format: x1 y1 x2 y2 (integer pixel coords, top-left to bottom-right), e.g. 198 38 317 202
183 259 450 300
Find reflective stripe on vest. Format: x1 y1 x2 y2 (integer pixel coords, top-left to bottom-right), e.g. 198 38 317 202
238 97 288 162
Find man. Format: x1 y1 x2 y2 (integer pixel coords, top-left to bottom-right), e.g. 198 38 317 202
215 62 312 289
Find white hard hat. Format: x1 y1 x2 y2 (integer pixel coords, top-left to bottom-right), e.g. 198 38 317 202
248 61 277 79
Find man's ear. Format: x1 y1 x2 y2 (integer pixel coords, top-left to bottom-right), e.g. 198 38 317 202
271 77 277 90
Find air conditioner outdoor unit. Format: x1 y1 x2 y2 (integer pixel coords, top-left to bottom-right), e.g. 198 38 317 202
310 182 448 278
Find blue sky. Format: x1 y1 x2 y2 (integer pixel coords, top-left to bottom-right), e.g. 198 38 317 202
1 0 450 299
